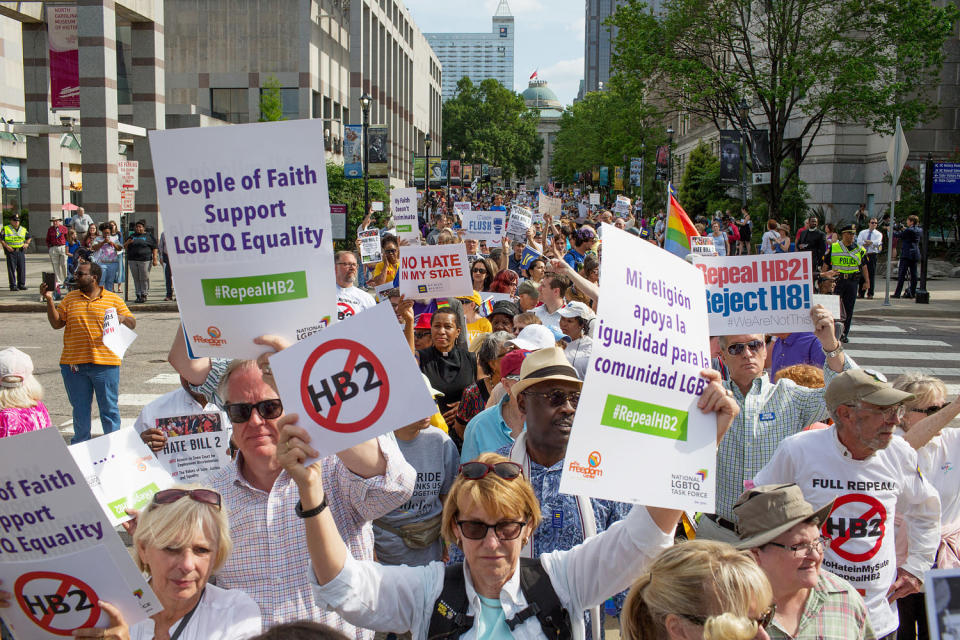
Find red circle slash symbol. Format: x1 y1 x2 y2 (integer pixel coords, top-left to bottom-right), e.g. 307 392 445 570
299 338 389 433
337 302 356 320
14 571 101 635
822 493 887 563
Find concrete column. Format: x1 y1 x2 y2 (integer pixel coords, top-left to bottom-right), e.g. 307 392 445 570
130 19 165 231
78 0 120 224
22 22 61 243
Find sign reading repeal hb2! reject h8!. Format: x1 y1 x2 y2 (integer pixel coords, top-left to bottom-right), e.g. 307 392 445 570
149 119 336 359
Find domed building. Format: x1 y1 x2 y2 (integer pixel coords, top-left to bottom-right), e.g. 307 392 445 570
522 78 564 191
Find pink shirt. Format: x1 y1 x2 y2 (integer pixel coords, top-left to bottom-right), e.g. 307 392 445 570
0 403 52 438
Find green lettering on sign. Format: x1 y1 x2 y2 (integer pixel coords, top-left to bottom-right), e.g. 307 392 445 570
107 482 161 519
600 394 688 441
201 271 308 306
396 224 413 232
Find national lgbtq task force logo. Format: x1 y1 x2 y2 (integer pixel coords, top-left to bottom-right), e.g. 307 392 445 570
669 468 710 502
695 469 708 482
192 325 227 347
569 450 603 479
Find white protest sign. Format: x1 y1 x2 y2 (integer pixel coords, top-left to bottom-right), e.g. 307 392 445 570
0 545 158 639
462 210 506 245
692 252 815 336
372 201 384 212
154 413 232 483
589 192 601 205
101 307 137 359
453 201 472 217
577 202 589 221
539 193 561 220
69 428 174 527
391 187 418 242
0 428 161 633
118 160 138 191
812 293 841 319
359 229 382 265
690 236 718 256
120 190 135 214
149 118 336 359
269 302 437 461
506 206 532 243
479 292 515 317
560 224 716 512
614 195 631 217
398 243 472 299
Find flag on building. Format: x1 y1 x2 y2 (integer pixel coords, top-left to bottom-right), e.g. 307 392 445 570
664 183 700 258
530 69 538 80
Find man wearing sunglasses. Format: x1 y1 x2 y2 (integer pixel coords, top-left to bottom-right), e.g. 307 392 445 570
753 370 940 640
206 355 415 636
701 304 855 544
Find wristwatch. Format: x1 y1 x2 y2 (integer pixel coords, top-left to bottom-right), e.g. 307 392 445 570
295 494 328 519
822 342 844 358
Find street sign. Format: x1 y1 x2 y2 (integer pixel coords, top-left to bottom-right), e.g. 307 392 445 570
120 190 134 214
932 162 960 194
330 204 346 239
886 117 908 185
752 172 771 185
118 160 138 191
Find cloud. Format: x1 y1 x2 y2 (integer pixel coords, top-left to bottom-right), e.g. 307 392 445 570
537 57 584 107
568 15 585 42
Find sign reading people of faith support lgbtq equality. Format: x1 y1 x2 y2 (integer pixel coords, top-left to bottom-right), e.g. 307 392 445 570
269 302 438 462
149 119 336 359
398 243 473 299
692 252 815 336
0 428 161 637
559 224 716 512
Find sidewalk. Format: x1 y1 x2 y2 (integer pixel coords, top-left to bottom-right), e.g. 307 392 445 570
0 253 178 312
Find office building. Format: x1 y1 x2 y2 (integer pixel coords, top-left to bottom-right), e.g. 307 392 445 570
521 77 562 190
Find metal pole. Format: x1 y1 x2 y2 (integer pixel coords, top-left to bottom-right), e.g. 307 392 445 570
740 130 747 209
916 153 933 303
640 144 645 217
362 109 370 217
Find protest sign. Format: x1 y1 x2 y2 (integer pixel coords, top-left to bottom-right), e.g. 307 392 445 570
149 118 336 359
538 193 561 221
69 428 174 527
154 413 232 483
391 187 418 242
692 252 815 335
398 244 472 299
270 302 437 461
101 307 136 359
589 192 601 206
506 207 532 243
372 201 384 212
453 201 472 217
462 211 506 245
577 202 589 221
358 229 382 265
0 428 161 635
812 293 841 318
560 224 716 512
614 195 631 217
479 292 516 317
690 236 718 256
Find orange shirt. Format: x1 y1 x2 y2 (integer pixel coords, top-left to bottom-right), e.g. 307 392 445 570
57 288 133 366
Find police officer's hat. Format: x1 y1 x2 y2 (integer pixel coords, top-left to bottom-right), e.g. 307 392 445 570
839 223 856 235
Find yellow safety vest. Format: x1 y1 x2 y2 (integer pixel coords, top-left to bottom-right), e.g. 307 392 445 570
2 225 26 249
829 241 864 274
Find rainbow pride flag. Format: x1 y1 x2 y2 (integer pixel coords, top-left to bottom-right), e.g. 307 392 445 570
663 183 700 258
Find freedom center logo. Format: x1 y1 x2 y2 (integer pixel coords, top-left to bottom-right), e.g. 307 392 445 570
568 451 603 479
192 325 227 347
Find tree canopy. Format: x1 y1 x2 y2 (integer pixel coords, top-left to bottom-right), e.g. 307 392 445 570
258 75 284 122
678 140 732 220
326 162 390 251
442 77 544 183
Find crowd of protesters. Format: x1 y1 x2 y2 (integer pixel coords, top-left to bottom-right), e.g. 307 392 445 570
0 186 955 640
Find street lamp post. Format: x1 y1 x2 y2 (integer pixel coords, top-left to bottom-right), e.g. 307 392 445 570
424 132 431 225
640 142 646 218
666 127 674 188
737 98 749 209
445 143 452 202
359 92 372 216
459 149 466 195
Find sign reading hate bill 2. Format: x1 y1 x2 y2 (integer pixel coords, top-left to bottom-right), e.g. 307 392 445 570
149 119 336 359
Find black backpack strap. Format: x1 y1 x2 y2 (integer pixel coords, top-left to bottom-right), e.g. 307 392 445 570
427 563 475 640
507 558 573 640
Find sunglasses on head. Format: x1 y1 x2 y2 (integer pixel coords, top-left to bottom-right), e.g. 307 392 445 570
223 398 283 424
459 461 523 481
911 403 950 416
681 604 776 630
152 488 222 510
725 339 764 356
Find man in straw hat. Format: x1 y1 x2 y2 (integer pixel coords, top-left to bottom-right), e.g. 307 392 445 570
734 483 874 639
753 369 940 639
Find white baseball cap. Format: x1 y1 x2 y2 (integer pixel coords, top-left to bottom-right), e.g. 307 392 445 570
507 324 558 351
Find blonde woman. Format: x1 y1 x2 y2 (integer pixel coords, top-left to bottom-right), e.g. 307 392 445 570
0 347 51 439
621 539 775 640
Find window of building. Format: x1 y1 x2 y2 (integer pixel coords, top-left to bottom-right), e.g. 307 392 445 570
324 96 332 120
211 88 250 123
258 87 300 120
312 91 322 118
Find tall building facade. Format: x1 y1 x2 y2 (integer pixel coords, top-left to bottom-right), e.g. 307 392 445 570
424 0 514 101
581 0 663 99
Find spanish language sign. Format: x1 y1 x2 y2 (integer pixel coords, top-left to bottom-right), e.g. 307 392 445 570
154 413 232 483
269 302 438 461
149 118 336 358
398 244 472 299
560 224 716 512
69 428 174 527
692 252 814 335
391 187 418 242
461 211 506 245
0 428 161 636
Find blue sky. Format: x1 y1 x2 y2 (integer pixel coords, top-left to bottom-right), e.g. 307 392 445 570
403 0 584 107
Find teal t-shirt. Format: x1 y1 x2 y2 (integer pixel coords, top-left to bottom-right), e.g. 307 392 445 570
477 595 513 640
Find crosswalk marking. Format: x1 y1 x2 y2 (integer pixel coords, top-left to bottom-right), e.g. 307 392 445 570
59 417 137 438
146 373 181 385
118 393 163 406
846 336 950 347
867 366 960 377
849 325 907 334
846 350 960 362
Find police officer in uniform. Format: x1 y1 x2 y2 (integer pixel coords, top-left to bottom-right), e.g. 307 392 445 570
822 223 869 343
1 213 30 291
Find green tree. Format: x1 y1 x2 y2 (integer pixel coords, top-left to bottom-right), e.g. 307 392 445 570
259 75 284 122
678 140 730 220
325 162 390 251
609 0 959 219
442 77 543 183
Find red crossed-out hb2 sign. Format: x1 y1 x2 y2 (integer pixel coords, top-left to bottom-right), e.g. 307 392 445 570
299 338 389 433
14 571 101 636
822 493 887 563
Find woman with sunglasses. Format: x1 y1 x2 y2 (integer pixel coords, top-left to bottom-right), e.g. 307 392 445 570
891 374 960 639
367 236 400 287
470 259 495 293
621 540 775 640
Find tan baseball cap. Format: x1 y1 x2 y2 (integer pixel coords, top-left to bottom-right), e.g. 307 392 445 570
824 369 914 412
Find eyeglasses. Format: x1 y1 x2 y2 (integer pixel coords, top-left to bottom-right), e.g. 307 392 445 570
223 398 284 423
472 267 488 274
681 604 776 630
151 488 222 511
414 330 431 339
852 403 905 421
459 461 523 481
456 519 527 540
911 403 950 416
725 339 765 356
336 262 358 268
765 536 830 558
522 389 581 408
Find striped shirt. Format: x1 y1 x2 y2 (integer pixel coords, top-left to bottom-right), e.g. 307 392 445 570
57 288 133 365
209 436 415 636
767 570 875 640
